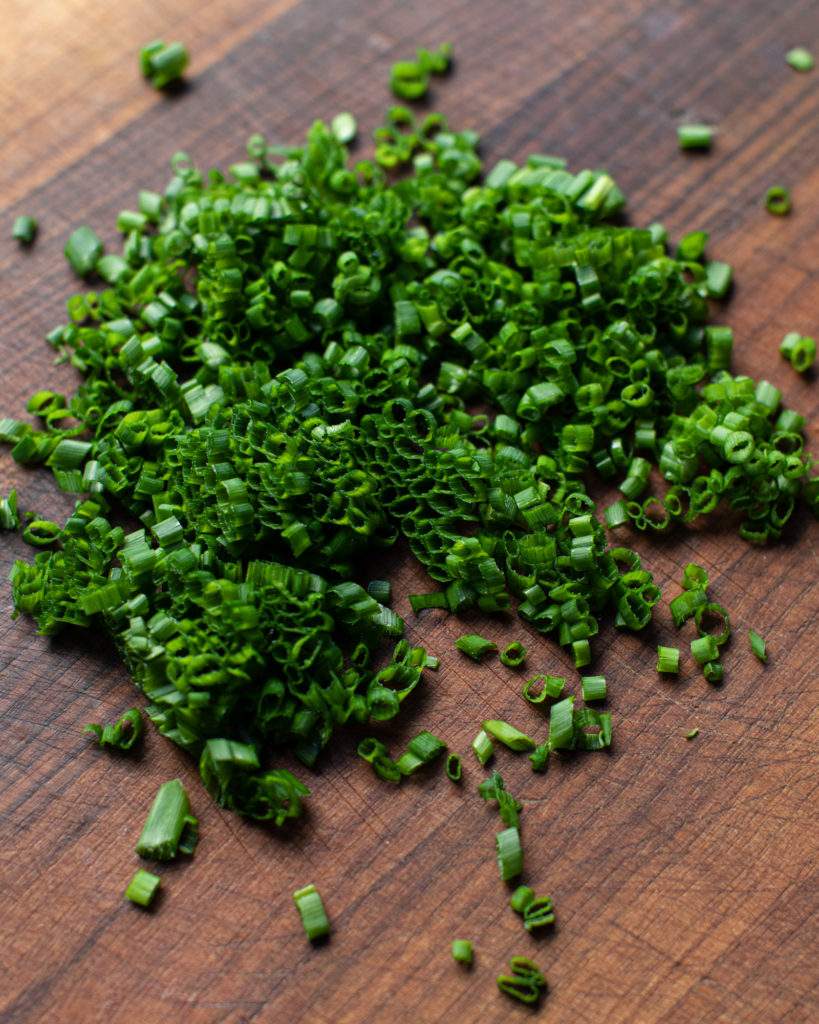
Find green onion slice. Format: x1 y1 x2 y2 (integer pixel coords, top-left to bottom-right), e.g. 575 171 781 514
749 629 767 664
125 869 161 907
293 883 330 942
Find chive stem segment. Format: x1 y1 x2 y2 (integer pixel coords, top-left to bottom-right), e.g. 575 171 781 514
749 629 767 663
135 779 196 861
677 124 713 150
293 883 330 941
125 869 161 907
452 939 473 964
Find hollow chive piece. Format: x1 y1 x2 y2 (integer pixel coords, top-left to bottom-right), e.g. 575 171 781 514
21 520 61 546
83 707 143 750
495 826 523 881
472 730 494 766
705 325 733 372
691 634 719 665
293 883 330 942
695 602 731 645
497 956 547 1004
786 46 814 71
765 186 791 216
581 675 607 701
703 660 723 683
395 730 447 775
64 226 103 277
390 60 429 100
135 779 193 861
657 645 680 674
499 641 526 667
125 869 161 907
330 112 357 144
523 896 555 931
749 629 767 664
510 885 535 913
529 741 549 772
481 720 535 752
140 40 189 89
779 332 816 373
366 579 391 604
455 633 497 661
0 489 19 530
676 230 708 262
478 771 522 828
670 588 707 627
12 216 37 244
523 674 565 703
445 752 462 781
705 260 733 299
681 563 709 590
548 696 575 750
452 939 473 965
677 124 713 150
408 592 447 612
685 727 699 740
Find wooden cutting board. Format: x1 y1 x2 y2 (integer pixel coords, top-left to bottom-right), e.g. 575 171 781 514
1 1 817 1021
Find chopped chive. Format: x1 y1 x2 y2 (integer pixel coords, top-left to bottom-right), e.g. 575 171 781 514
677 124 713 150
331 112 357 144
765 186 791 216
676 230 708 262
509 885 535 913
523 895 555 931
779 331 816 373
786 46 814 71
478 771 522 828
0 489 19 531
481 719 535 751
499 640 526 667
684 727 699 740
452 939 473 965
705 260 733 298
703 660 723 684
580 675 607 701
691 635 719 665
657 645 680 674
394 730 447 775
140 40 189 89
409 591 447 612
125 869 161 907
749 629 767 664
445 752 462 781
471 729 494 766
12 216 37 244
455 633 497 661
83 707 143 750
495 826 523 881
523 674 565 703
293 883 330 941
135 779 195 861
694 602 731 645
64 226 103 277
497 956 547 1004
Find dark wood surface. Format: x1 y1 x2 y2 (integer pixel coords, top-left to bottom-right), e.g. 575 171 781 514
1 2 818 1021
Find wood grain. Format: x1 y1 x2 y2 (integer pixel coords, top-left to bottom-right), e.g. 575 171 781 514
1 1 818 1022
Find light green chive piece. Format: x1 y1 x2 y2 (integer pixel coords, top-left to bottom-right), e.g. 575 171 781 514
765 186 791 216
691 635 719 665
786 46 814 71
749 629 767 664
495 826 523 881
140 40 189 89
677 124 713 150
657 645 680 674
472 729 494 766
125 869 161 907
293 883 330 941
331 112 357 144
779 332 816 373
481 719 535 751
452 939 473 964
455 633 497 661
580 675 607 701
684 728 699 740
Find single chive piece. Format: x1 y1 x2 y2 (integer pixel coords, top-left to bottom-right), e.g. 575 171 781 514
455 633 497 661
83 707 143 751
390 60 429 100
510 885 535 914
452 939 473 965
472 729 494 766
677 124 713 150
135 779 193 860
499 641 526 667
523 896 555 931
749 629 767 664
0 489 19 530
691 635 719 665
357 738 401 783
481 719 535 751
64 226 103 277
548 696 576 750
681 563 709 590
125 869 161 907
581 675 607 701
140 40 189 89
365 579 391 604
670 587 707 627
529 741 549 772
331 112 357 144
705 260 733 298
409 591 447 612
657 645 680 674
684 728 699 740
703 660 723 684
445 752 462 782
786 46 814 71
12 216 37 244
478 771 522 828
293 883 330 942
779 331 816 373
497 956 547 1004
523 674 565 704
676 230 708 262
765 186 791 216
694 602 731 645
495 826 523 881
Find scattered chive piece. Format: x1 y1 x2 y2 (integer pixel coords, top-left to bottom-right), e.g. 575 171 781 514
749 629 767 664
409 592 447 613
523 895 555 931
478 771 522 828
695 602 731 645
703 660 723 683
395 730 447 775
452 939 473 965
390 60 429 100
684 727 699 740
677 124 713 150
705 260 733 299
0 489 19 530
691 635 719 665
135 779 195 861
510 885 535 913
548 696 576 750
580 675 607 701
472 729 494 766
786 46 814 71
523 674 565 703
445 752 462 782
330 112 357 144
497 956 547 1004
529 741 549 772
125 869 161 907
765 186 791 216
495 826 523 881
681 563 709 590
83 707 143 750
63 226 103 277
481 719 535 751
676 230 708 262
140 39 189 89
12 216 37 244
499 641 526 667
293 883 330 942
670 587 707 627
779 331 816 373
657 645 680 674
455 633 497 661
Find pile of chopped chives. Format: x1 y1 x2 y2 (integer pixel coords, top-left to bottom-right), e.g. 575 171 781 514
3 70 816 833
